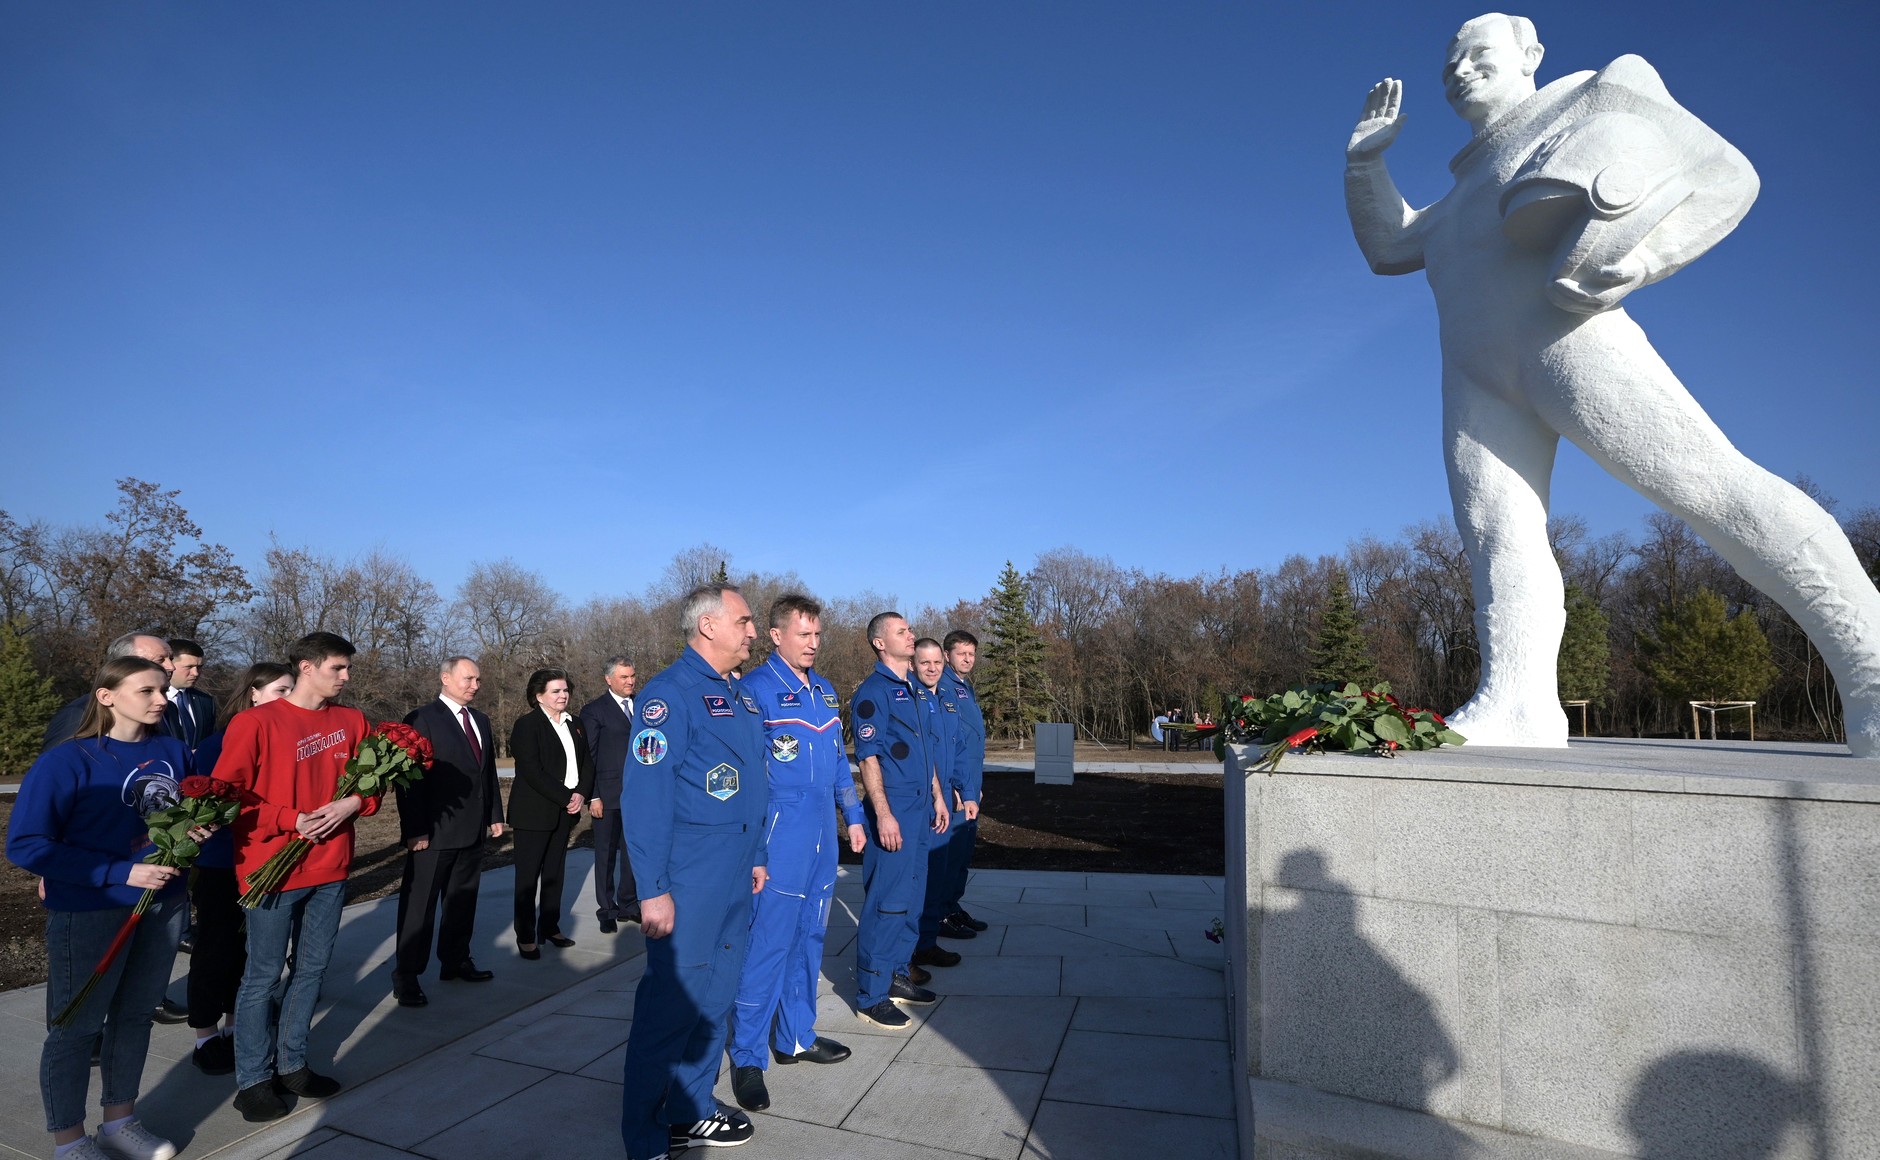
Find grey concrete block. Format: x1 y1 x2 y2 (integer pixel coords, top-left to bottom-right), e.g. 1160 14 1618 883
997 924 1170 958
924 955 1062 997
1259 776 1376 896
1256 888 1461 1118
900 996 1076 1072
1061 955 1223 998
1044 1029 1231 1118
1022 1100 1236 1159
1371 780 1635 925
413 1072 623 1159
1252 1077 1630 1160
473 1012 632 1074
1020 887 1154 907
1070 996 1226 1041
1453 907 1503 1127
1810 939 1880 1160
714 1031 901 1127
322 1051 553 1147
845 1059 1047 1159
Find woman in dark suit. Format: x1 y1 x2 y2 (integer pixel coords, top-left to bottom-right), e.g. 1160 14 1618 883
508 668 595 958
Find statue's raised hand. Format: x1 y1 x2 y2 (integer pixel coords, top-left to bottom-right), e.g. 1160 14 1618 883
1348 78 1405 161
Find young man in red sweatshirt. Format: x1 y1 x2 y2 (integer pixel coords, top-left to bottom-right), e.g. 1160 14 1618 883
213 632 380 1121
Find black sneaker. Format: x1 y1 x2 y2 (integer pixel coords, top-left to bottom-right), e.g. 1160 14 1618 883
669 1108 754 1149
234 1080 288 1122
948 909 990 932
889 975 937 1005
856 999 911 1029
275 1065 342 1098
912 945 961 968
937 917 978 940
192 1033 235 1075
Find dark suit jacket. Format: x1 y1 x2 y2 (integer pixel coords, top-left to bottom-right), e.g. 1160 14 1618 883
397 698 503 848
168 686 217 750
578 693 635 801
507 708 596 832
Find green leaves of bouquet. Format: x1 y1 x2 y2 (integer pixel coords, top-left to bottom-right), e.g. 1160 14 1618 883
1216 681 1465 772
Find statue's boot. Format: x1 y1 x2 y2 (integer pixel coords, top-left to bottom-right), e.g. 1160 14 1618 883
1446 602 1570 748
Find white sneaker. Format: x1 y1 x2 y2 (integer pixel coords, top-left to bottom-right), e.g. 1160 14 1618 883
94 1120 178 1160
56 1138 112 1160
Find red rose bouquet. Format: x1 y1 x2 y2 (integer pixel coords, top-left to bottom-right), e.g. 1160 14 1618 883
238 722 431 907
51 775 244 1027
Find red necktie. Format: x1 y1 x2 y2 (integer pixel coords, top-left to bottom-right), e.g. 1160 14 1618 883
460 707 484 765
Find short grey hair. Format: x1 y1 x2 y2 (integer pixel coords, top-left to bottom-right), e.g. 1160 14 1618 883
106 631 166 659
1454 12 1537 53
602 654 634 677
679 584 741 640
439 655 478 675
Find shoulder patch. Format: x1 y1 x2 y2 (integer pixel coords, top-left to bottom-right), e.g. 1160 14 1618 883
771 734 799 763
633 729 668 764
642 699 669 726
857 723 877 741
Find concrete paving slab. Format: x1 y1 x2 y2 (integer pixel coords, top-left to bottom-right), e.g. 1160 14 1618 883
925 955 1062 997
473 1011 632 1073
845 1059 1047 1160
320 1052 553 1148
1085 903 1220 932
816 990 939 1036
1060 955 1224 998
1089 873 1217 894
970 870 1089 889
215 1127 338 1160
1167 928 1228 967
1022 1100 1237 1159
900 995 1077 1073
1044 1029 1232 1118
957 885 1025 906
940 925 1008 956
1019 887 1154 907
716 1113 982 1160
292 1134 423 1160
1150 891 1224 911
1070 997 1228 1041
997 925 1171 959
713 1030 901 1127
962 901 1088 927
413 1072 622 1159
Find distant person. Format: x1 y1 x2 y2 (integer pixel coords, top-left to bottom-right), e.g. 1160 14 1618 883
215 632 379 1122
578 656 641 932
933 630 988 936
42 632 174 748
165 638 216 749
850 612 949 1029
8 656 192 1160
619 585 768 1158
506 668 593 959
726 594 866 1113
390 657 505 1008
912 637 972 971
186 662 294 1075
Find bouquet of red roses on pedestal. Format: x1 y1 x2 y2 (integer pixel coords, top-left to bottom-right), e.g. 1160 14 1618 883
51 775 243 1027
238 722 432 908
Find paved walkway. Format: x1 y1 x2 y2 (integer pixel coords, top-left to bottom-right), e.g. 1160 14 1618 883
0 856 1235 1160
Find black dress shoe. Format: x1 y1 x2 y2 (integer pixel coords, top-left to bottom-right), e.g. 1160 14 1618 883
518 944 542 960
774 1037 851 1065
545 934 576 948
731 1064 770 1111
906 962 932 986
912 945 962 968
152 996 190 1024
948 909 990 932
599 916 618 934
937 917 978 940
392 974 429 1007
440 960 494 982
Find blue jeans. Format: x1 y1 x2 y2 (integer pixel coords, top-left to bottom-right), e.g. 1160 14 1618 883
40 892 186 1132
235 880 344 1089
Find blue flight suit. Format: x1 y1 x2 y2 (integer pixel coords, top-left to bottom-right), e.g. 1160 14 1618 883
851 660 938 1009
915 674 969 952
619 646 769 1160
934 667 986 919
728 654 865 1068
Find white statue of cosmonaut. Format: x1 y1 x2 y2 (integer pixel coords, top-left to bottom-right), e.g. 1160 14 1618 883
1345 12 1880 753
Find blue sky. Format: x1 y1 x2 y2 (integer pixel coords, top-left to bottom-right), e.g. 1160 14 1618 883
3 2 1875 613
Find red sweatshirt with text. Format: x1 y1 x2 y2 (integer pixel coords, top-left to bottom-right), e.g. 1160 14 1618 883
212 698 380 891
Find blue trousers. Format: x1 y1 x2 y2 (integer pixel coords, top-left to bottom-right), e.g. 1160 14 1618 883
917 809 971 949
620 828 758 1160
856 793 928 1008
728 790 839 1068
236 880 345 1090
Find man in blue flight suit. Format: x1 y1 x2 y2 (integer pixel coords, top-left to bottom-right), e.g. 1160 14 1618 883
619 585 769 1160
726 594 869 1113
936 630 989 935
910 637 970 969
850 611 951 1030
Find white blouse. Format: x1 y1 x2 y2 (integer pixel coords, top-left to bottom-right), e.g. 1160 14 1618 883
544 709 579 790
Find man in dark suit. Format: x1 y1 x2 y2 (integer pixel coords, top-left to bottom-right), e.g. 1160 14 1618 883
167 638 218 750
42 631 175 747
578 655 640 933
390 656 505 1007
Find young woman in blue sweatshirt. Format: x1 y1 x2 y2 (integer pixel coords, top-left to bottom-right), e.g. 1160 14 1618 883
7 656 192 1160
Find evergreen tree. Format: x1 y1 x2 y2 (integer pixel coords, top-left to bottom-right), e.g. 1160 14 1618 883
1308 569 1375 683
1637 587 1778 703
977 561 1051 741
0 618 59 777
1556 580 1612 704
